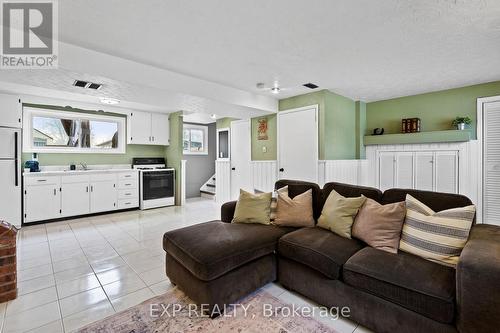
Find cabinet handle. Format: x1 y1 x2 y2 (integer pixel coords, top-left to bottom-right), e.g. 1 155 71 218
125 193 131 196
86 186 89 192
37 179 47 182
53 188 56 195
91 185 93 192
124 175 132 178
152 136 155 142
125 183 132 186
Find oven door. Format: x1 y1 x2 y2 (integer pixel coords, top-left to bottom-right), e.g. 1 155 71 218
142 170 174 200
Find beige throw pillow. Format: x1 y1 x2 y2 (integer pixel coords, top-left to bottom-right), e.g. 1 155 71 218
352 198 406 253
232 189 272 225
274 189 314 227
399 195 475 267
255 186 288 221
317 190 366 238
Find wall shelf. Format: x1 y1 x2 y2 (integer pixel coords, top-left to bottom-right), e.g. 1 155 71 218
364 130 472 146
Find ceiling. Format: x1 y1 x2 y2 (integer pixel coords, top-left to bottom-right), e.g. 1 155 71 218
53 0 500 102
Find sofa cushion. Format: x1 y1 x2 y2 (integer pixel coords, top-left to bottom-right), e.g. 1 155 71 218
322 182 383 206
343 247 456 324
278 227 365 279
163 221 295 281
275 180 323 220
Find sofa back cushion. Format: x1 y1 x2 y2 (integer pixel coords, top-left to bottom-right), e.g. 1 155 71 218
275 180 322 220
382 189 474 218
322 182 383 206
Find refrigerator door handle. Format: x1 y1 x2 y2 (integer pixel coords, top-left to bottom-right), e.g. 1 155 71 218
14 131 18 187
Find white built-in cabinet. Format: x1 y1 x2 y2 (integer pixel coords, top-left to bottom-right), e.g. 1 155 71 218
378 150 458 194
0 93 22 128
127 111 170 145
24 170 138 223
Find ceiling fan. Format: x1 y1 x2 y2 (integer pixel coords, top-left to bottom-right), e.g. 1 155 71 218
256 81 318 94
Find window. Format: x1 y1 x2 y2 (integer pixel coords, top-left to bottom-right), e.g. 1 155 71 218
23 107 126 154
183 124 208 155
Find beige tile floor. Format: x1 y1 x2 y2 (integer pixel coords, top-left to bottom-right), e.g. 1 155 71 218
1 197 371 333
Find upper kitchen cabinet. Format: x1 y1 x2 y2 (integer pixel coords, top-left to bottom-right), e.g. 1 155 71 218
127 111 170 145
0 93 22 128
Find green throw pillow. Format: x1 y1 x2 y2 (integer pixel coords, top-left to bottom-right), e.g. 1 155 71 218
317 190 366 238
232 189 272 225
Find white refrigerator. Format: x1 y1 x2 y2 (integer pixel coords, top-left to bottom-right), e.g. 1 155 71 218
0 127 22 228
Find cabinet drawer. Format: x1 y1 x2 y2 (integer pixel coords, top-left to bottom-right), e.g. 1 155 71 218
118 179 137 189
90 173 117 182
118 189 138 199
24 176 60 186
117 198 138 209
61 174 90 184
118 172 138 180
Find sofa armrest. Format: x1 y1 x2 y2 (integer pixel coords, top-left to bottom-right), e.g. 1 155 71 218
221 201 237 223
457 224 500 333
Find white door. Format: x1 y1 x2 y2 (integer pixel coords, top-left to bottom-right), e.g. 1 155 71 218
151 113 170 145
24 185 60 222
379 152 395 191
415 152 434 191
0 93 22 128
483 101 500 224
435 151 458 194
90 181 117 213
396 152 414 189
230 120 252 200
128 111 151 145
62 183 90 217
278 105 318 182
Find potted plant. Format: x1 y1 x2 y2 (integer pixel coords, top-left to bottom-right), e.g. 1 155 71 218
452 116 472 130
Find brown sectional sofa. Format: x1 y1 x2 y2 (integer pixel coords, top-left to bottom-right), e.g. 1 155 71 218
163 180 500 333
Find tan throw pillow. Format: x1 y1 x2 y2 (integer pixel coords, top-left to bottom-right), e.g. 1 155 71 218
232 189 272 225
274 189 314 227
352 198 406 254
317 190 366 238
399 195 475 267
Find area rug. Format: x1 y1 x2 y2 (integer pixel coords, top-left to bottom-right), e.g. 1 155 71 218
77 287 340 333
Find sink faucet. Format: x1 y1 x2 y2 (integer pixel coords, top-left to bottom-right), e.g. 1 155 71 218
80 162 88 171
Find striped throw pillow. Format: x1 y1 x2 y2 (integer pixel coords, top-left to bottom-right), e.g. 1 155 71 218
255 186 288 221
399 194 475 267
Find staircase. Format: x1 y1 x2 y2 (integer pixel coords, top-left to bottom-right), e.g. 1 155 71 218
200 174 216 200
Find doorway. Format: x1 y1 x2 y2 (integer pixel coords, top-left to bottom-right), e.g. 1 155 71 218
230 119 252 200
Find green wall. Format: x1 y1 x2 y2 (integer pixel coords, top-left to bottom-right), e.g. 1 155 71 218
216 117 238 129
366 81 500 139
251 114 277 160
355 101 367 159
165 112 184 205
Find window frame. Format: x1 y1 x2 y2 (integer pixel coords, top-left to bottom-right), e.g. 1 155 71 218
23 107 126 154
183 123 209 155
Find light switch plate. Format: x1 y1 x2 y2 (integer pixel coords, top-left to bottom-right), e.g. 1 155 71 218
262 146 267 153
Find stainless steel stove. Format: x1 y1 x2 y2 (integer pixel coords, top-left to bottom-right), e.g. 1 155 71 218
132 158 175 209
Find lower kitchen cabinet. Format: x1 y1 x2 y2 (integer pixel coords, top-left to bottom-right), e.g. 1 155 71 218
24 170 138 223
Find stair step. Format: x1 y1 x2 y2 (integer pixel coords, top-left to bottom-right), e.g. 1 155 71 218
200 189 215 195
206 183 216 188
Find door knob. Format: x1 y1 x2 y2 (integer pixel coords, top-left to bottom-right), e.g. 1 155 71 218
279 168 284 172
231 167 236 171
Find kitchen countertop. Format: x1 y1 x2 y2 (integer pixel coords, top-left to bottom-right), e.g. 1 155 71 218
23 164 136 176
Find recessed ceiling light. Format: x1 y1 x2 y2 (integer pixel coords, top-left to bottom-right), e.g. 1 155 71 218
271 87 280 94
100 97 120 105
210 114 217 119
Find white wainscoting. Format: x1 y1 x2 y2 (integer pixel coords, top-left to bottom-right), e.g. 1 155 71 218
251 161 277 192
320 160 370 187
366 141 481 221
215 160 231 203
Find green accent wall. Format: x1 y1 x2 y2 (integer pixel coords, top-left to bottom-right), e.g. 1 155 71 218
366 81 500 139
251 114 277 160
277 89 357 160
216 117 238 129
355 101 367 159
165 112 184 205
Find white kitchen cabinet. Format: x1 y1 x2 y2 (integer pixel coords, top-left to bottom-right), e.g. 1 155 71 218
151 113 170 145
378 150 458 194
0 93 22 128
90 180 117 213
62 182 90 217
127 111 170 146
24 179 61 223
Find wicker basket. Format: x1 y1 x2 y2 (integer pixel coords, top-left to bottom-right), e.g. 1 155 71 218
0 221 18 302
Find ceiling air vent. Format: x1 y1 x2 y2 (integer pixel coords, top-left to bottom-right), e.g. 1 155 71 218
73 80 88 88
87 83 102 90
303 83 319 89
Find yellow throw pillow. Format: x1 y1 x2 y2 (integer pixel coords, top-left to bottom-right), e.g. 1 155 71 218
399 194 475 267
232 189 272 225
317 190 366 238
274 189 315 227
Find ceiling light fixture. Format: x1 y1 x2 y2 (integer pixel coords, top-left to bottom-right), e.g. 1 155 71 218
100 97 120 105
210 114 217 119
271 87 280 94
